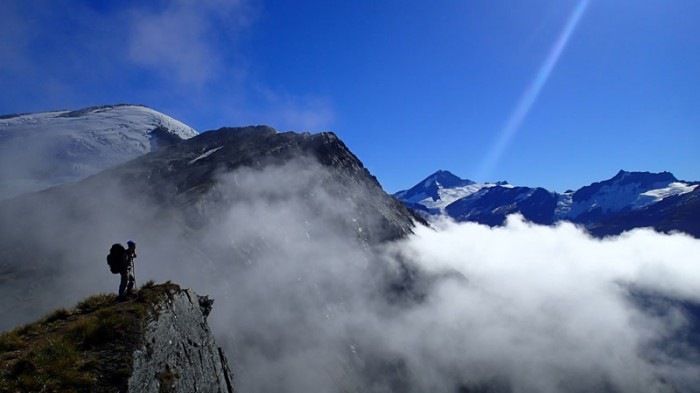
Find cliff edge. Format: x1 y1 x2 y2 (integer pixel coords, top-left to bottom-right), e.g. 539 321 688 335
0 282 235 393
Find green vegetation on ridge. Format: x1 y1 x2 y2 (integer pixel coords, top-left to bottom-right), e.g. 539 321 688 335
0 281 180 392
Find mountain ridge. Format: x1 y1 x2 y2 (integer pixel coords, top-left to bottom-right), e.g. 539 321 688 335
0 125 418 331
395 169 699 237
0 282 235 393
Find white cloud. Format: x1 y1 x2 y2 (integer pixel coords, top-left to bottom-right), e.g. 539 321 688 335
3 156 698 392
197 165 700 392
376 216 700 391
262 93 335 132
127 0 251 86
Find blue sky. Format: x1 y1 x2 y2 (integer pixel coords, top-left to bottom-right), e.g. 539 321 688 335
1 0 698 193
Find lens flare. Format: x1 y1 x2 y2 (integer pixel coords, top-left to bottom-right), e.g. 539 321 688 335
476 0 591 182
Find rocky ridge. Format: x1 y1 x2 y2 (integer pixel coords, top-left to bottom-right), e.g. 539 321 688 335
0 282 235 393
0 126 419 330
395 170 700 237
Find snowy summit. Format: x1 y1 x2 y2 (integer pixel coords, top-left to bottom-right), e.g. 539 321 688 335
393 170 505 213
0 104 197 200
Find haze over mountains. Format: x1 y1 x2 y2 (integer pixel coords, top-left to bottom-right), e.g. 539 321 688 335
1 105 700 392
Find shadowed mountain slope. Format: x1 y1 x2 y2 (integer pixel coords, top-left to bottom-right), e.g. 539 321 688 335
0 126 418 330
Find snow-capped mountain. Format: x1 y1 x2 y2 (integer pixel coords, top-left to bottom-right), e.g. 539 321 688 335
0 104 197 200
556 170 695 223
395 169 699 237
393 170 506 214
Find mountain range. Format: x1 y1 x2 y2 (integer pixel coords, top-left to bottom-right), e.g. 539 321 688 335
395 169 700 238
0 106 423 392
1 104 699 392
0 124 416 327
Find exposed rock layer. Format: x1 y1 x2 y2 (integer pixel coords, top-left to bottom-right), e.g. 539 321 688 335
129 287 235 393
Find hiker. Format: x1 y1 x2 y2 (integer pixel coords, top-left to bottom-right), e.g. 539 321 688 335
119 240 137 299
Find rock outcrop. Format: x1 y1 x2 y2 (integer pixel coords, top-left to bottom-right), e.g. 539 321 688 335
0 283 235 393
128 287 234 393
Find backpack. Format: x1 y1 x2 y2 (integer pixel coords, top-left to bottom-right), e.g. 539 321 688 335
107 243 127 274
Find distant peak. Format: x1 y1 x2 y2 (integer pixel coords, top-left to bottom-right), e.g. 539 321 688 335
573 170 678 203
610 170 676 183
392 170 476 201
421 170 475 188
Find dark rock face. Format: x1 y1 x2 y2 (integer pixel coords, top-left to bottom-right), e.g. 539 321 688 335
108 126 417 243
0 126 418 330
129 288 235 393
149 125 187 150
445 186 557 226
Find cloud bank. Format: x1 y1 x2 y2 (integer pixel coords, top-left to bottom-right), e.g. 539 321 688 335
193 162 700 392
1 158 699 392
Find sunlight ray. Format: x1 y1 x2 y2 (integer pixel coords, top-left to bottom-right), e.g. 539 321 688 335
476 0 591 182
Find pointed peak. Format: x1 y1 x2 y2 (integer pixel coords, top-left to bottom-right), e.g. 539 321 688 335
613 169 628 178
573 170 679 203
420 170 475 188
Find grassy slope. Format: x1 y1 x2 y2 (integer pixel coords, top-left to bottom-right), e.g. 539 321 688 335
0 281 181 393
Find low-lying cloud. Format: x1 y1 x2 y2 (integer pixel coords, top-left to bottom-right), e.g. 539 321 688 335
2 158 699 392
193 162 700 392
377 218 700 392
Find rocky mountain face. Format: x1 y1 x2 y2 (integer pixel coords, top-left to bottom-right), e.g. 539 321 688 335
0 123 422 392
0 283 235 393
0 104 198 200
128 284 234 393
395 170 699 237
109 125 417 244
446 186 557 226
0 125 417 330
1 108 698 392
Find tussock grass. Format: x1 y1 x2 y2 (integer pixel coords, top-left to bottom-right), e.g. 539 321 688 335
6 337 97 391
68 307 138 350
40 307 72 324
142 279 156 289
0 282 182 392
0 330 24 351
76 293 116 313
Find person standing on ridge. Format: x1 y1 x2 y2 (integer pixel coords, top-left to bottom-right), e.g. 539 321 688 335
119 240 137 299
